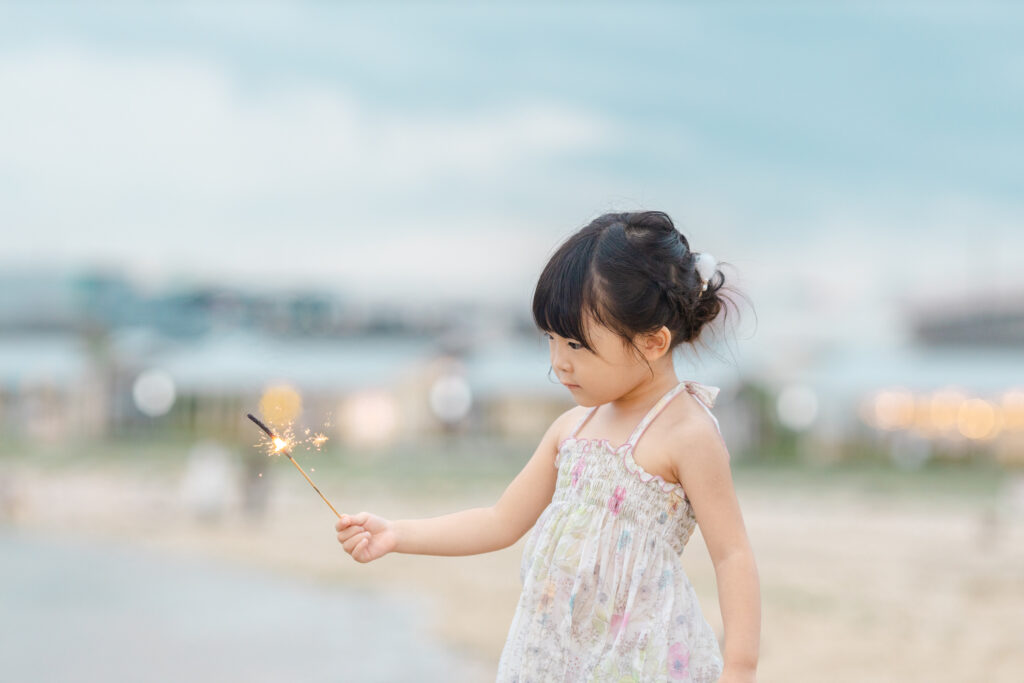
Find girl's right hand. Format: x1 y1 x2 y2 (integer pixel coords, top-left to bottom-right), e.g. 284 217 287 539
335 511 397 563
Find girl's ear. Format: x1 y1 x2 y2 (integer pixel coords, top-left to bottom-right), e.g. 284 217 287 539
640 326 672 360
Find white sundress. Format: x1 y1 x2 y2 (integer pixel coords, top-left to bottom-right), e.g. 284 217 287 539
496 380 725 682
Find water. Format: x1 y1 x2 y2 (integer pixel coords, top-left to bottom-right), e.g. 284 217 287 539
0 527 489 682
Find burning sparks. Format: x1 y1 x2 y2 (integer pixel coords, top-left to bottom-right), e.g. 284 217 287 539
253 420 330 457
246 411 342 519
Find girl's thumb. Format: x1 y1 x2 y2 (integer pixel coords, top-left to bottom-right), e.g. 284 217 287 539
356 511 370 525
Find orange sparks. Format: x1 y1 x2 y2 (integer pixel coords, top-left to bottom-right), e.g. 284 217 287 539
247 412 342 520
254 419 330 456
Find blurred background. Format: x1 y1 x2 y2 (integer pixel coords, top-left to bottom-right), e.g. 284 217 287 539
1 2 1022 682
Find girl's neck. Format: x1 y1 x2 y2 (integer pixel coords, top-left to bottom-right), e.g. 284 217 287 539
606 373 681 420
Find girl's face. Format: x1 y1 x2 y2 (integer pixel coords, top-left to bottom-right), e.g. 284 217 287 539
546 314 657 407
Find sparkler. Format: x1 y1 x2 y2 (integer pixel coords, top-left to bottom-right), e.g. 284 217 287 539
246 412 341 519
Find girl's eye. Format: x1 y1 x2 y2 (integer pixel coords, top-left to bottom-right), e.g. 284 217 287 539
543 332 582 350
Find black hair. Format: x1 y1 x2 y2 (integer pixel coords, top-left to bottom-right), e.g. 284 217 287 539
532 210 747 370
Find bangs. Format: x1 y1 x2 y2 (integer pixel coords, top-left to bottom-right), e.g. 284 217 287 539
531 234 607 352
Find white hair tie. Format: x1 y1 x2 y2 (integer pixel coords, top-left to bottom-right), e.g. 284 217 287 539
694 252 718 293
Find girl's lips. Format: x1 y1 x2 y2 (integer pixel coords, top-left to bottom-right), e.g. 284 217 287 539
563 383 580 389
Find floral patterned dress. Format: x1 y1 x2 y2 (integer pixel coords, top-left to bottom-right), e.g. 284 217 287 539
496 380 725 682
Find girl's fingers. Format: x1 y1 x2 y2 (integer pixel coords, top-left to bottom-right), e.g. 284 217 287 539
335 513 378 560
335 512 372 533
336 526 364 542
343 531 371 553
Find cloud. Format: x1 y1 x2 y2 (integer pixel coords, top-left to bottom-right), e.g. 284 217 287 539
0 42 613 225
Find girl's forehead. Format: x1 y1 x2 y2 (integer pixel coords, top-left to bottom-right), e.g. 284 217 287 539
581 316 620 345
582 311 615 335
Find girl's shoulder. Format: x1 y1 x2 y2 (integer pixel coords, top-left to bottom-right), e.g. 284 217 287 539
665 386 722 440
638 389 728 480
555 404 593 444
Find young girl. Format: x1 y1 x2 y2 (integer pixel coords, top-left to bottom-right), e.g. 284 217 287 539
335 211 761 682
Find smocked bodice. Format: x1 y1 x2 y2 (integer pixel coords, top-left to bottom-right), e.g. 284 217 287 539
551 438 695 555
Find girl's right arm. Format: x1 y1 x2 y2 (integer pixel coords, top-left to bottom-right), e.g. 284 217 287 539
335 406 581 562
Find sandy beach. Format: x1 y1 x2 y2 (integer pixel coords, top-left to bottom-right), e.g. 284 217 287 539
3 459 1023 682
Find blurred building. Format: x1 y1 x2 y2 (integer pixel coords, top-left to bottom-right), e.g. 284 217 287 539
3 266 1020 469
0 268 575 446
910 292 1024 348
0 333 107 442
777 289 1024 466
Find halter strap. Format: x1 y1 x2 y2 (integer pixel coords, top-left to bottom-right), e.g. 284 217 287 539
629 380 724 445
567 405 598 439
682 380 722 437
567 380 722 445
625 381 689 447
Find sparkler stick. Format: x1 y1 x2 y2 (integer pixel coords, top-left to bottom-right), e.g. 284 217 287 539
247 413 341 519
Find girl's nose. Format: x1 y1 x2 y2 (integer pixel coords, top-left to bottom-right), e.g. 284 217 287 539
551 351 571 373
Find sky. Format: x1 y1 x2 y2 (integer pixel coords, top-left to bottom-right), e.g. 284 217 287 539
0 2 1021 354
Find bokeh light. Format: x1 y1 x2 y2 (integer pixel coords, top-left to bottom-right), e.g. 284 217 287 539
429 373 473 424
338 390 398 447
776 384 818 431
131 368 176 417
864 389 916 431
258 384 302 427
958 398 1000 440
1001 389 1024 431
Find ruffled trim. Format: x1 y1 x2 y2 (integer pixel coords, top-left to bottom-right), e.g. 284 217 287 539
622 442 689 498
